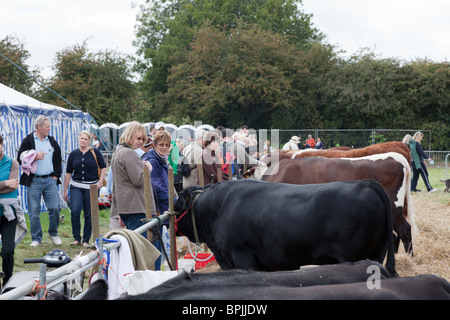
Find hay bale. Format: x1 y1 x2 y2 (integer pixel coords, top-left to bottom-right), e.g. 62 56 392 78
396 193 450 280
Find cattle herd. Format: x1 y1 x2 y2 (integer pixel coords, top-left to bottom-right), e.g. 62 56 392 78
57 141 450 300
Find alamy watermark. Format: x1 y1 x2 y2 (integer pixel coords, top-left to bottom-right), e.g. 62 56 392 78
366 264 382 290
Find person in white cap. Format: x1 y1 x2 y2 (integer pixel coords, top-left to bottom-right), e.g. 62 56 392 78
155 121 165 130
282 136 300 151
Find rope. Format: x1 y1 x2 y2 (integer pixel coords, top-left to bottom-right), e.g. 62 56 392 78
31 280 48 300
174 208 190 237
175 207 214 263
94 248 110 280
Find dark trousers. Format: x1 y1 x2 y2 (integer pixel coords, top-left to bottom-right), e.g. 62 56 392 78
0 214 16 284
411 161 433 191
69 185 92 243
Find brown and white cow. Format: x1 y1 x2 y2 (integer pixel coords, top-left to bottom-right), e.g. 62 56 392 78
291 141 411 164
260 152 416 255
247 141 412 179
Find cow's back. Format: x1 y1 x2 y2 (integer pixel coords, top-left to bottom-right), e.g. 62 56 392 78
292 141 411 165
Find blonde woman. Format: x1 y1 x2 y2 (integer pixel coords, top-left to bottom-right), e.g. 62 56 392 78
110 122 152 234
409 131 436 193
64 130 107 246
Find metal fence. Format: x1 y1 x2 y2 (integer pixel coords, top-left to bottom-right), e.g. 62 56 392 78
275 129 433 150
100 128 449 179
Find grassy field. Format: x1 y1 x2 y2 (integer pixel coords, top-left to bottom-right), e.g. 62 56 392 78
7 168 450 284
13 207 112 274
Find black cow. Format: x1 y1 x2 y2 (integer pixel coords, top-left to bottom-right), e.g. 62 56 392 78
147 260 391 294
78 267 450 300
174 179 397 276
49 260 389 300
139 274 449 300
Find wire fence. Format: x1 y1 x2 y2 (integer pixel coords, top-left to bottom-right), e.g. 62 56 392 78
101 128 449 175
275 129 433 150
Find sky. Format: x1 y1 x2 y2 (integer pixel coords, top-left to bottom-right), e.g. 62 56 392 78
0 0 449 80
0 0 146 79
302 0 450 62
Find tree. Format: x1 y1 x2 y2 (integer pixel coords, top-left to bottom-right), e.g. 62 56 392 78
37 42 141 125
322 50 401 129
134 0 323 104
0 35 38 95
154 22 305 128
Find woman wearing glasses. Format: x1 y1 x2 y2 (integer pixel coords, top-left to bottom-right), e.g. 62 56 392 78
142 130 172 270
110 121 152 235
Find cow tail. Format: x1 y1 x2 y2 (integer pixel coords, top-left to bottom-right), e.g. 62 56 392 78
404 165 418 245
372 180 398 277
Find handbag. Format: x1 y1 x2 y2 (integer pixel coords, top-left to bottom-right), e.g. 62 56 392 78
90 148 107 187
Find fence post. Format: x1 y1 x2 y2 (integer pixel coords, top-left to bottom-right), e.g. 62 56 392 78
197 163 204 187
90 185 100 243
168 167 177 270
143 167 153 242
38 264 47 300
217 167 222 182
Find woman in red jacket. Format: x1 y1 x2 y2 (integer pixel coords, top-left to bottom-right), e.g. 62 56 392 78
306 134 316 149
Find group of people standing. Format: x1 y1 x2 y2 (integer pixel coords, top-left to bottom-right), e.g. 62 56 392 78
282 134 324 151
181 126 260 186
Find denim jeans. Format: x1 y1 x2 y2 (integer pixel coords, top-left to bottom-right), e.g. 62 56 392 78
119 213 147 238
119 213 162 270
27 177 60 243
69 185 92 243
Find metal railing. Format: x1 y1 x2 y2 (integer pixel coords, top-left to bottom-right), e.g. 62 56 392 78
0 212 172 300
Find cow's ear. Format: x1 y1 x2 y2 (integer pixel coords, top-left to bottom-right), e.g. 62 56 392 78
175 189 190 213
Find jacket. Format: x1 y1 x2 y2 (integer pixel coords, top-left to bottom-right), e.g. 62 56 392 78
201 147 219 185
17 132 62 186
0 154 28 246
409 140 428 170
19 150 38 175
111 143 147 215
142 149 169 218
182 141 203 187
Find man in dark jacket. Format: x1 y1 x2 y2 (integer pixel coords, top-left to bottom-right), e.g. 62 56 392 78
17 115 62 247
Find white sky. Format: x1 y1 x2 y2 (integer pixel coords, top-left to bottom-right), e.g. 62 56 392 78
302 0 450 62
0 0 145 79
0 0 449 80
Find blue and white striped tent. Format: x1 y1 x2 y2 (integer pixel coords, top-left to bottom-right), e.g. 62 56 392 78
0 82 96 213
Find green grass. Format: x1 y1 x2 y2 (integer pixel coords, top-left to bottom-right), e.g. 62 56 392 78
13 207 112 274
414 167 449 204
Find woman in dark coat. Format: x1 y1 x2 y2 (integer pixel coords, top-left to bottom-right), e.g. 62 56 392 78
141 130 172 270
408 131 436 193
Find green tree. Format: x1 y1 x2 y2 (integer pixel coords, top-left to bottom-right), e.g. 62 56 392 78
134 0 323 105
0 35 38 95
37 42 141 125
322 50 400 129
155 22 303 128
